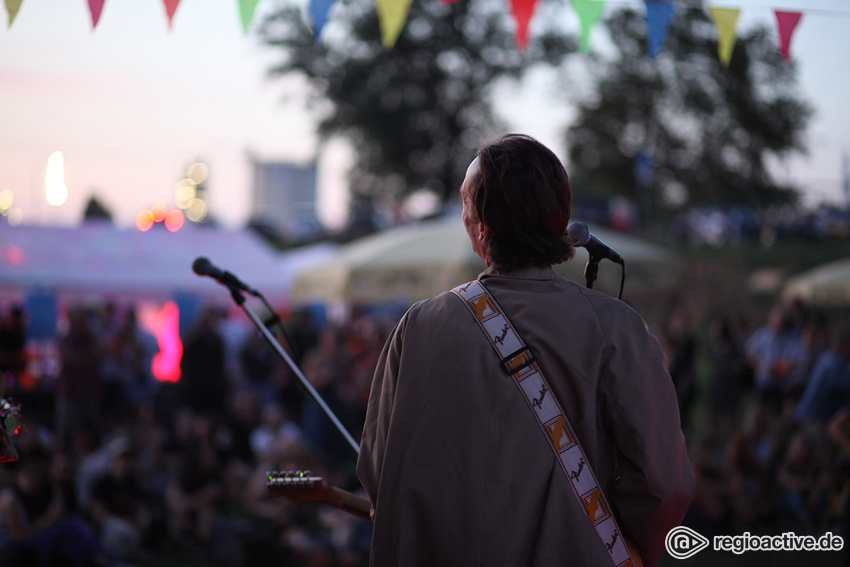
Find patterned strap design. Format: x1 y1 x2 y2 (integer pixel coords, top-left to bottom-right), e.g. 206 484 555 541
452 280 636 567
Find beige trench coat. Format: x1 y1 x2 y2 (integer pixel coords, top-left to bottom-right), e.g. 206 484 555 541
357 266 693 566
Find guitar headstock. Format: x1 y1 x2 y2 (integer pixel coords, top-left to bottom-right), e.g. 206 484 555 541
267 470 328 504
0 398 22 464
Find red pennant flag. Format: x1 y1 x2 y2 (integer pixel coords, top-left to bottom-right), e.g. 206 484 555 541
774 10 802 61
510 0 539 51
163 0 181 28
88 0 105 28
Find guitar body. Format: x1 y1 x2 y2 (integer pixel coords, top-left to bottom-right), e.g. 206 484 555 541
624 537 644 567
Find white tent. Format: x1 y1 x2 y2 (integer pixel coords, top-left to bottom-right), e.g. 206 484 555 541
782 257 850 307
0 222 336 303
290 217 680 304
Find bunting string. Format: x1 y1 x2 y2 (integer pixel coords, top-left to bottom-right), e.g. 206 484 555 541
0 0 838 63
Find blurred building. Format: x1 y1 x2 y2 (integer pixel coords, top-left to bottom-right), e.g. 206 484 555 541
250 159 322 240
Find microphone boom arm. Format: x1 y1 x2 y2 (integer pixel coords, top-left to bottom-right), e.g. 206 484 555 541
221 278 360 456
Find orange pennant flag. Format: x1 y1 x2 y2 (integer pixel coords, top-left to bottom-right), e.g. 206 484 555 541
88 0 105 29
376 0 414 48
163 0 181 28
774 10 802 61
709 6 740 67
510 0 539 51
4 0 23 27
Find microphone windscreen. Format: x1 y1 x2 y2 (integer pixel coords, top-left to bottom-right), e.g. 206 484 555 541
192 257 212 276
567 222 591 247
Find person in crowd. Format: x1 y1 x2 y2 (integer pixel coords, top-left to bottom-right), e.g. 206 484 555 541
224 387 263 468
89 436 156 563
178 306 228 415
725 429 777 533
683 433 730 538
795 330 850 424
164 415 224 550
249 401 303 463
706 315 752 437
239 331 279 401
0 461 111 567
300 326 355 466
775 431 831 533
356 134 693 567
55 307 103 443
663 306 699 433
0 304 27 390
746 305 810 414
99 307 158 418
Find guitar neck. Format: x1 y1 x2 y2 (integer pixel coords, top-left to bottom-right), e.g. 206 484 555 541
324 485 372 522
267 471 372 522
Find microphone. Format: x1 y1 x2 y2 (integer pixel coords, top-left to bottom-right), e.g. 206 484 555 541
567 222 623 264
192 257 258 295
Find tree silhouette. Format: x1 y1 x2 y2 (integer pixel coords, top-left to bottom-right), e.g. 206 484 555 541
259 0 575 208
82 195 113 223
565 7 812 222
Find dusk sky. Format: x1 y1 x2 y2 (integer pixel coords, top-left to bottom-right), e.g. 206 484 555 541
1 0 848 231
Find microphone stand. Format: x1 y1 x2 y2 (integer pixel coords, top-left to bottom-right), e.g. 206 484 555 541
582 254 626 300
583 255 601 289
223 283 360 456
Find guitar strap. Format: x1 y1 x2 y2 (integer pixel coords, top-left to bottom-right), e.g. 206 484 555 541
451 280 636 567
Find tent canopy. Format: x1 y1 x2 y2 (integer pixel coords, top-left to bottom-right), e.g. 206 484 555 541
291 217 680 304
782 257 850 308
0 222 336 304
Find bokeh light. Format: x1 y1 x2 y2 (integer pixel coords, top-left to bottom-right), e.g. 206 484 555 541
186 198 207 222
0 189 13 213
5 246 24 265
136 209 155 232
186 162 208 185
175 179 196 208
45 151 69 207
7 208 23 226
164 209 185 232
151 200 169 223
151 301 183 383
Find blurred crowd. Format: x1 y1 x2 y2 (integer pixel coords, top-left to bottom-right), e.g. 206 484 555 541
0 301 387 567
660 298 850 556
1 293 850 566
670 203 850 247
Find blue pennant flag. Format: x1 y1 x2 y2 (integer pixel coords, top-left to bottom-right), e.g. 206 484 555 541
645 1 675 59
310 0 337 40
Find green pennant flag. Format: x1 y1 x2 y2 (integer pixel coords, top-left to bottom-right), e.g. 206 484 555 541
572 0 605 53
238 0 261 34
4 0 22 27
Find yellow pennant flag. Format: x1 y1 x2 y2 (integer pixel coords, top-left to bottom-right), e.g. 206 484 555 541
377 0 414 48
709 6 740 67
5 0 22 26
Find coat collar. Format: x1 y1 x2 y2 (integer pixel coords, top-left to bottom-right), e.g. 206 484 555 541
479 265 559 282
